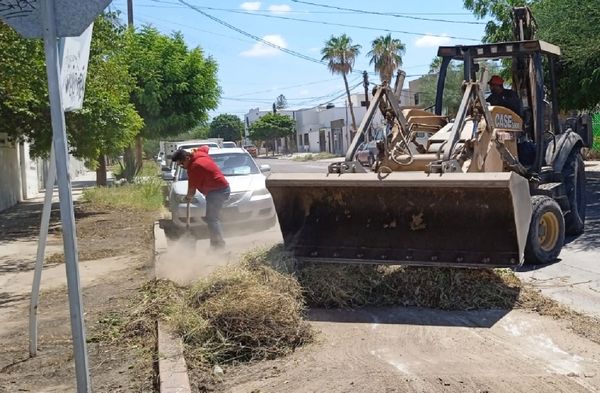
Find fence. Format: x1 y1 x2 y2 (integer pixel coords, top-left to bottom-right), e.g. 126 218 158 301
593 113 600 152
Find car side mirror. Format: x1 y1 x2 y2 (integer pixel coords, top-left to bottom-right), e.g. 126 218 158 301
260 164 271 173
162 172 174 181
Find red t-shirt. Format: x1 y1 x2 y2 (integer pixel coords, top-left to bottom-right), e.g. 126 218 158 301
187 146 229 195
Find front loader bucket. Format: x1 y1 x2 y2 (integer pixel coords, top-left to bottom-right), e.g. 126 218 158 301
266 171 532 268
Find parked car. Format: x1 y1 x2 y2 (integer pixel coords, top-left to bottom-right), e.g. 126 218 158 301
354 140 379 167
221 141 237 148
163 148 276 239
243 144 258 157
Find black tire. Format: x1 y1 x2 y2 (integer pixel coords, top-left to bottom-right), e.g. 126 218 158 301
524 195 565 265
562 148 586 235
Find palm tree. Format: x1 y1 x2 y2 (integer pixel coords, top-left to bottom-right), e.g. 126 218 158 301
321 34 361 131
368 34 406 84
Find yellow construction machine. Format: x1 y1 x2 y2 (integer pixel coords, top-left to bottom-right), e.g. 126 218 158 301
266 8 591 268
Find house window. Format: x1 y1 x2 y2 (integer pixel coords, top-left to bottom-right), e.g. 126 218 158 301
303 134 309 145
414 93 420 106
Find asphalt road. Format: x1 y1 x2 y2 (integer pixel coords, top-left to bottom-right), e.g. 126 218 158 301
255 157 335 173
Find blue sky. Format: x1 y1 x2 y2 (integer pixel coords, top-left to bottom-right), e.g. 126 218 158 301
108 0 491 118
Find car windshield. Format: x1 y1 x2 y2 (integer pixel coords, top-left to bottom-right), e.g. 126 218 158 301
177 152 259 180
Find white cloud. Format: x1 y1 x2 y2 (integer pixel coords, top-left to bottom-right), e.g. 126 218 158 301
268 4 291 13
240 2 261 11
414 34 453 48
240 35 287 57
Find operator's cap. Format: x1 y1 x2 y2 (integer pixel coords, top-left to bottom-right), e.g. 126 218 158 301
489 75 504 85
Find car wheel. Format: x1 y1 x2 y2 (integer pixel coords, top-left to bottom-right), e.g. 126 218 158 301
524 195 565 265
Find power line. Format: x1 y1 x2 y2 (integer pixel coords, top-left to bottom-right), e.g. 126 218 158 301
222 77 362 104
144 0 474 16
136 12 255 44
290 0 486 25
175 1 382 77
176 1 329 67
180 5 481 42
227 77 341 97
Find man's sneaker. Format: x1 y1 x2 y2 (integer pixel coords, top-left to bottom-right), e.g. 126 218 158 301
210 240 226 250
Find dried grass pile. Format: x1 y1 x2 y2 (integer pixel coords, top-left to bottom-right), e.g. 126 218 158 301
297 263 522 310
168 251 313 366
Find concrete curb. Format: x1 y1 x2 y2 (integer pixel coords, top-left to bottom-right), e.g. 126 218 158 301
153 222 193 393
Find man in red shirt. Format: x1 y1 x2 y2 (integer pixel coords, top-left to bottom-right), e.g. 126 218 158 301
171 147 230 248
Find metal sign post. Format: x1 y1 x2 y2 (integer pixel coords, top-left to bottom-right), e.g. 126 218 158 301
0 1 111 391
41 1 90 390
30 19 93 361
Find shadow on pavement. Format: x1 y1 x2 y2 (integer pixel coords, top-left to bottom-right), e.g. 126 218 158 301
564 171 600 251
307 306 511 328
0 201 62 242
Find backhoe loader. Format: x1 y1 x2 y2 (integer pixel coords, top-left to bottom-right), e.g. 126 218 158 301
266 8 590 268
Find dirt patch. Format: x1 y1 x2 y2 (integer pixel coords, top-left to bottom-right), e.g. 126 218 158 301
0 201 159 391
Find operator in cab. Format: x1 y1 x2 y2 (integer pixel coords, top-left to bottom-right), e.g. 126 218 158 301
486 75 523 117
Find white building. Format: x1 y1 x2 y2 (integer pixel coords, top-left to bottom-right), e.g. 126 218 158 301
0 134 86 212
244 88 417 156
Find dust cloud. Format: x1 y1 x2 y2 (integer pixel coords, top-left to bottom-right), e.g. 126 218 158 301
156 223 283 284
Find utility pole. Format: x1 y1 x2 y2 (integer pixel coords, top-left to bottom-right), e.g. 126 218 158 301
362 71 369 108
127 0 134 27
363 71 371 140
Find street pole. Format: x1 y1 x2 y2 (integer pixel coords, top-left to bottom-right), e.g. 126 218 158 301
127 0 134 26
363 71 369 108
41 0 91 391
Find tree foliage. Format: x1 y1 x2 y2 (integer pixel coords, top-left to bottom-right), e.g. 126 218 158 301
209 114 244 141
418 61 465 117
0 13 142 164
125 26 221 139
533 0 600 110
66 13 142 167
0 20 49 156
463 0 600 109
249 113 295 154
275 94 288 109
368 34 406 84
321 34 361 130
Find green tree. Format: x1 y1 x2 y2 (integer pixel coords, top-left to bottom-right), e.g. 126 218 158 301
367 34 406 84
209 114 244 141
321 34 361 131
463 0 600 110
249 113 295 156
275 94 288 109
419 60 465 117
125 26 221 172
0 14 142 185
67 13 142 185
533 0 600 109
0 21 48 155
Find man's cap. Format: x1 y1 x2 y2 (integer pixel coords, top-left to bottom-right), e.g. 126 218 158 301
489 75 504 85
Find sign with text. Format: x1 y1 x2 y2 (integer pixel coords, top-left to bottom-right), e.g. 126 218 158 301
59 23 93 111
0 0 110 38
